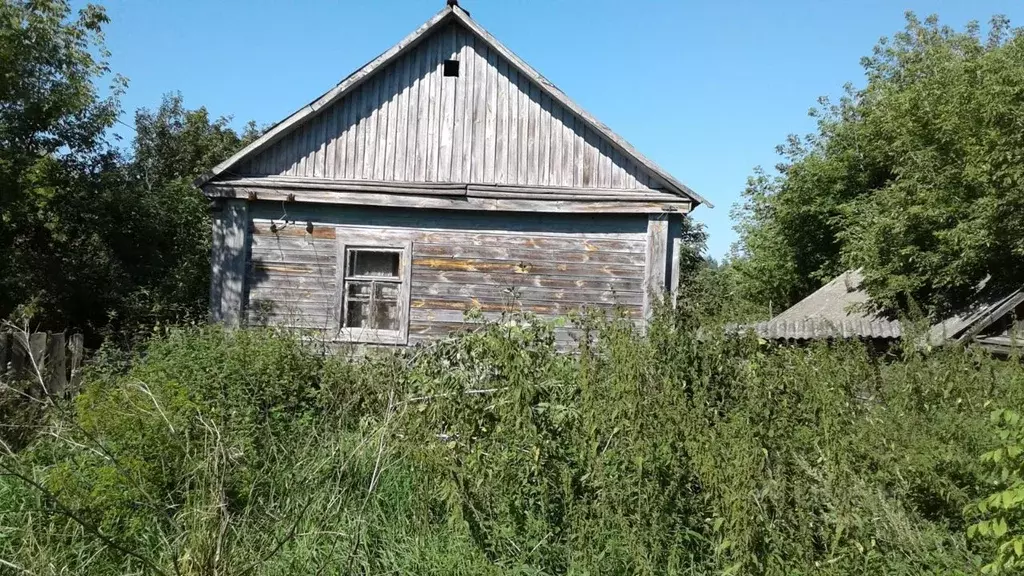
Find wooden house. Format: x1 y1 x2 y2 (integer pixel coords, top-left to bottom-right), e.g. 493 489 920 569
197 2 709 348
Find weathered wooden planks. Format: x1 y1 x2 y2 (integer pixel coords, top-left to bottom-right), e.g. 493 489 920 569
208 184 690 214
247 214 338 332
0 333 8 374
68 333 83 392
410 307 636 326
642 213 670 320
2 331 85 396
416 283 642 306
239 211 649 350
247 203 649 236
238 22 664 193
209 199 250 326
413 257 640 278
414 270 644 293
411 298 639 317
414 243 644 265
403 218 643 327
44 333 66 396
413 232 644 253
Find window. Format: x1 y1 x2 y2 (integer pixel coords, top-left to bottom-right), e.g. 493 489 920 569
336 233 412 344
443 59 460 77
343 249 401 330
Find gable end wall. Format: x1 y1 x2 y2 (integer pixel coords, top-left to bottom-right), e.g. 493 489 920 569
238 23 664 192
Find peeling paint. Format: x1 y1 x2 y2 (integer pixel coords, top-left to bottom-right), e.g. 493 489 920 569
412 298 559 315
253 263 315 275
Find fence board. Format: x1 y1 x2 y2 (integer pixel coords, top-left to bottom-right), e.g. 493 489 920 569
46 333 67 396
1 332 85 398
10 334 26 378
69 333 84 392
0 333 8 374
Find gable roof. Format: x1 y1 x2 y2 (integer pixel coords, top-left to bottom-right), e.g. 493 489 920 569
195 3 710 208
740 269 902 341
741 268 1024 351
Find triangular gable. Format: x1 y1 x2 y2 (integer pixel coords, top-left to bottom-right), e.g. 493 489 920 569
196 4 709 207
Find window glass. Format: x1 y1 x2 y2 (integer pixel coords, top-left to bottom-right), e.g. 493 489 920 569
345 282 372 328
347 250 400 278
342 248 404 333
375 282 399 301
373 301 399 330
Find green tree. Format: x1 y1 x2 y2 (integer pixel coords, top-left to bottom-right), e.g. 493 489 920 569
732 13 1024 317
0 0 125 331
112 94 259 337
0 0 258 339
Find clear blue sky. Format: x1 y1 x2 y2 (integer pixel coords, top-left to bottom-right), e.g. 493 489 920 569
92 0 1023 258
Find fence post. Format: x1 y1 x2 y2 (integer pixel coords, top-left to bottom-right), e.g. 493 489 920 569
11 333 27 380
2 331 84 395
28 332 47 396
69 333 84 393
47 332 67 396
0 333 8 376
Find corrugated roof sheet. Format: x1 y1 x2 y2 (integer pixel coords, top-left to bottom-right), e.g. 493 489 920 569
735 269 903 341
743 318 902 341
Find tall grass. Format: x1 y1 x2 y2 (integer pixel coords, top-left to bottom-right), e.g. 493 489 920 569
1 313 1020 574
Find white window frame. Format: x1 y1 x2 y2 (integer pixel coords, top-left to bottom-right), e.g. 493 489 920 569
335 229 413 345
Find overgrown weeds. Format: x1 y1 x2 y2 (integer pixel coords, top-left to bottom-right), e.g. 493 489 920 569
1 314 1021 574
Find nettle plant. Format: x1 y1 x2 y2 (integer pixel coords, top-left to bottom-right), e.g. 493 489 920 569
970 409 1024 573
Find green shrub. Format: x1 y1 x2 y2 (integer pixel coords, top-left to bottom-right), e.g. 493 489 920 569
970 408 1024 573
2 315 1022 574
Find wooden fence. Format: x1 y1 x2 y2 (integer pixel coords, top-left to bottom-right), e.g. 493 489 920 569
0 332 85 397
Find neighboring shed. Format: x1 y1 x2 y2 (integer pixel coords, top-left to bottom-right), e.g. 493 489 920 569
742 269 1024 355
198 2 708 349
740 269 902 343
927 283 1024 355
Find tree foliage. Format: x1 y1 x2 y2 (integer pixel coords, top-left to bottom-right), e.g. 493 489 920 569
0 1 256 340
732 13 1024 317
0 0 124 332
111 95 258 339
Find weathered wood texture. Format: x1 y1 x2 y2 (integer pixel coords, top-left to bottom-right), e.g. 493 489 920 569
238 23 663 193
243 204 649 349
668 213 684 305
1 331 85 397
642 213 670 320
205 178 690 214
209 199 250 326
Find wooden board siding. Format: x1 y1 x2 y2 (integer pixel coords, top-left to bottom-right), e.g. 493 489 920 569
243 203 649 348
239 23 661 192
209 199 249 326
246 223 338 330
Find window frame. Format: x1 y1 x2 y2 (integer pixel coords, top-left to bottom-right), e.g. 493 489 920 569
335 230 413 345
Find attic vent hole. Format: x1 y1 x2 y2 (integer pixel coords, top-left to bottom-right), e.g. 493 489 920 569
443 59 460 77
